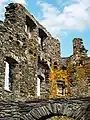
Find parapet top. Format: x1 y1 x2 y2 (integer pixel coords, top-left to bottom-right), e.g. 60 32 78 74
73 38 83 42
5 3 51 37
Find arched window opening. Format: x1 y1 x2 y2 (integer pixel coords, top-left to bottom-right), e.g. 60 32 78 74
37 75 44 96
38 28 47 49
4 57 18 91
25 15 36 39
54 65 58 69
56 80 66 96
54 62 58 70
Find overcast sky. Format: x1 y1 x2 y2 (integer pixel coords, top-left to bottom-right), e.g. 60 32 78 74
0 0 90 57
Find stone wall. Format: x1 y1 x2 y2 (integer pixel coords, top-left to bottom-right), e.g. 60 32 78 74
0 2 90 101
0 98 90 120
0 2 90 120
0 3 61 101
0 3 39 100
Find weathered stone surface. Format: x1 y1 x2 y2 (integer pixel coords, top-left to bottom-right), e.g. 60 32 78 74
0 98 90 120
0 2 90 120
0 3 60 100
0 2 90 100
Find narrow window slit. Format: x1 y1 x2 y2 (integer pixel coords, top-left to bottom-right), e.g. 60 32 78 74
37 75 44 96
4 61 10 91
37 77 40 96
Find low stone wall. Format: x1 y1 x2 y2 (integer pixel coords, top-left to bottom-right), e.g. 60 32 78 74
0 101 19 120
0 98 90 120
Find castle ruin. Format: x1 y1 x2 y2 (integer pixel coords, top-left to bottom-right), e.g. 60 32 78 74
0 3 90 120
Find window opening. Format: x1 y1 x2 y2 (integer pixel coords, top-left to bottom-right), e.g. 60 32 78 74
37 36 41 44
38 28 47 49
4 57 18 91
37 77 40 96
25 15 36 39
57 80 66 96
4 61 10 91
54 62 58 69
37 75 44 96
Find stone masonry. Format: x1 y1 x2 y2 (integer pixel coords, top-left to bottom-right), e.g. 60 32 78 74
0 3 90 120
0 97 90 120
0 2 90 101
0 3 61 101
